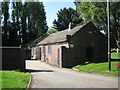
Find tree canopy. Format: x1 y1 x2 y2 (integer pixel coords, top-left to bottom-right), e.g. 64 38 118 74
1 1 48 46
76 2 120 48
53 7 83 31
47 27 58 35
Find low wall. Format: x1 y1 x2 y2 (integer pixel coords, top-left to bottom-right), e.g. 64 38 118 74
1 47 25 70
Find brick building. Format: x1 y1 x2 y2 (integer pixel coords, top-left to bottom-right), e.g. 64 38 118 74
31 36 47 59
36 21 107 68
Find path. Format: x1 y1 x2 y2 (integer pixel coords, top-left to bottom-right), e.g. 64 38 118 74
26 60 118 88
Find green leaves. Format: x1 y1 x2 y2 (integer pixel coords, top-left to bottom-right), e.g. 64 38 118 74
27 2 48 38
76 2 120 48
47 27 58 35
53 7 83 31
77 2 107 28
2 2 48 46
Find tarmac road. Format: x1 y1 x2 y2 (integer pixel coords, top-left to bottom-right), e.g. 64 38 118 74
26 60 118 88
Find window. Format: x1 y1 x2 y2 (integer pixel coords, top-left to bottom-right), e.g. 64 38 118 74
42 46 45 54
48 45 52 54
69 43 74 48
88 31 92 34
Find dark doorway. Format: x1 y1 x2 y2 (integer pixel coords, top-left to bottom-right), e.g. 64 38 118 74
36 47 41 60
39 47 41 60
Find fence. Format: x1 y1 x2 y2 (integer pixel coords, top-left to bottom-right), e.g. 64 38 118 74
1 46 25 70
61 46 86 68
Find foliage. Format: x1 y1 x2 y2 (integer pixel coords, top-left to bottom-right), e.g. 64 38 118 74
25 2 48 39
2 2 10 46
73 61 119 75
47 27 58 35
1 70 29 88
53 7 83 31
1 2 48 46
111 52 120 59
76 2 120 48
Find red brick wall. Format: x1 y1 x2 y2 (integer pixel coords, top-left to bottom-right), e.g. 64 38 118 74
38 42 69 67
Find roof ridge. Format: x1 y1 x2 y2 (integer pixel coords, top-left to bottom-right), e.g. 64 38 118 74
49 24 85 36
37 21 94 45
50 28 69 36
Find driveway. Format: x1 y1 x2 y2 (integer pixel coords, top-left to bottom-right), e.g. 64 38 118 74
26 60 118 88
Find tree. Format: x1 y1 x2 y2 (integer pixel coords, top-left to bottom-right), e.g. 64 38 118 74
2 2 9 46
13 2 22 44
53 7 83 31
1 1 48 46
77 2 108 30
47 27 58 35
20 2 27 43
110 2 120 49
76 2 120 48
25 2 48 40
11 2 48 45
10 2 21 46
8 21 20 46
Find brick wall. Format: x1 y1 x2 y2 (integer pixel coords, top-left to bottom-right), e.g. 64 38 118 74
38 42 69 67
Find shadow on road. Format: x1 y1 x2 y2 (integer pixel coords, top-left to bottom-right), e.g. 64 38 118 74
26 69 54 73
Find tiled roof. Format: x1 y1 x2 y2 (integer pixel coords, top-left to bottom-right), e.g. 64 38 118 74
31 35 48 47
37 21 92 45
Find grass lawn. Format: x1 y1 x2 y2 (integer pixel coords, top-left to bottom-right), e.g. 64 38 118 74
1 70 30 88
111 52 120 59
73 61 119 76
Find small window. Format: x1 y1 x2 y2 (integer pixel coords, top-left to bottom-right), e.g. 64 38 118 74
69 43 74 48
48 45 52 54
88 31 92 34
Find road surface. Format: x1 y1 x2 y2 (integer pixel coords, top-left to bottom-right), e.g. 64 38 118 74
26 60 118 88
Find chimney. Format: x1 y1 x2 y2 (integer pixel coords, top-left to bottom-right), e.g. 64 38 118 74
68 22 72 31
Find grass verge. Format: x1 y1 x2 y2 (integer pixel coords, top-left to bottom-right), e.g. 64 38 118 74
1 70 29 88
73 61 119 76
111 52 120 59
